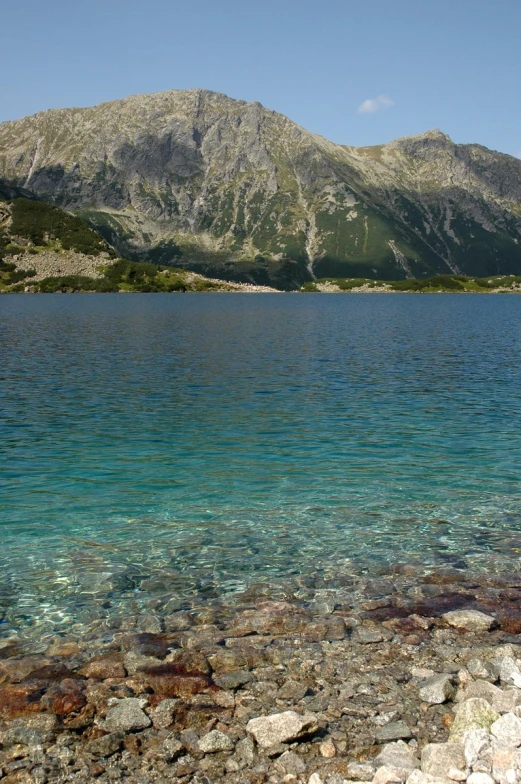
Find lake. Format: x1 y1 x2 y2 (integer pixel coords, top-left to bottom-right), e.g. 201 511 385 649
1 293 521 642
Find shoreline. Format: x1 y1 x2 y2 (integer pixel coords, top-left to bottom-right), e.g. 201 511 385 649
3 289 521 295
2 564 521 783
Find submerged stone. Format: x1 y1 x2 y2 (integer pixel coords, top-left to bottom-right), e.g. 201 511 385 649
101 698 151 732
442 610 495 632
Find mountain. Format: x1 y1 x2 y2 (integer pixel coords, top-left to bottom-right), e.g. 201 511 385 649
1 88 521 289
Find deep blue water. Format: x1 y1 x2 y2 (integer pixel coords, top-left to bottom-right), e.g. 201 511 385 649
1 293 521 633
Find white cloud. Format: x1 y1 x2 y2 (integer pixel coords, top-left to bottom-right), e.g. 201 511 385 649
358 94 395 114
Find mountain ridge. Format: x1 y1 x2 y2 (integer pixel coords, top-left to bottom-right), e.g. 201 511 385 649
1 88 520 289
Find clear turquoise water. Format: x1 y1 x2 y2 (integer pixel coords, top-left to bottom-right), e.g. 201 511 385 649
1 293 521 634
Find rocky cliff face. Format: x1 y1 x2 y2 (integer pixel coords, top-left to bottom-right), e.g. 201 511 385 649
1 89 520 288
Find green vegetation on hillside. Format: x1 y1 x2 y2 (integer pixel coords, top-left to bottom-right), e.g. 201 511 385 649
301 274 521 292
9 199 112 256
1 258 231 293
0 197 240 293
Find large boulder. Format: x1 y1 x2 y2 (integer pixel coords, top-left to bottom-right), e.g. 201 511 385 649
449 699 499 741
421 742 467 780
246 711 318 748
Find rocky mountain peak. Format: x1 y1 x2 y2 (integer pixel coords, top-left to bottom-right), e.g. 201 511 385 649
0 89 520 289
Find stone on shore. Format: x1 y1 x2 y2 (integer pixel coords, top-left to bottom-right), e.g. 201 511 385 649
376 720 413 742
246 710 318 748
149 698 179 729
376 740 420 774
490 712 521 747
421 742 467 780
491 745 521 784
463 728 491 768
198 729 235 753
213 669 254 690
373 764 409 784
449 698 500 741
419 674 456 704
456 680 502 705
347 761 377 780
85 731 125 759
492 688 521 714
467 775 495 784
407 771 450 784
493 657 521 688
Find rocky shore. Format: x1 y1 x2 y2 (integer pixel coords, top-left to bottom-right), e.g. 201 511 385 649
2 567 521 784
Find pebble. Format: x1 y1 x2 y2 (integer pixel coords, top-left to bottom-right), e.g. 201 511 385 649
319 738 336 757
375 741 420 774
85 731 125 759
376 721 413 742
2 566 521 783
101 698 151 733
198 729 235 753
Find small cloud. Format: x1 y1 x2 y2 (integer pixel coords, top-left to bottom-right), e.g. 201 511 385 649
358 94 395 114
516 150 521 159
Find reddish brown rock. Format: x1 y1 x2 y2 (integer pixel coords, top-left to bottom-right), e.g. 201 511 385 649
140 661 214 698
62 702 95 728
302 616 346 642
78 654 126 680
166 650 212 676
408 592 476 617
497 609 521 634
0 657 52 685
21 663 81 685
207 646 266 673
40 677 86 716
0 684 44 718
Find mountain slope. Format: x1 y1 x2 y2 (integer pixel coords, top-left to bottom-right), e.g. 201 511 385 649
0 196 278 292
1 89 521 288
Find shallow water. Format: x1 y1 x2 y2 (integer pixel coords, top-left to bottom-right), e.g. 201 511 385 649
1 293 521 636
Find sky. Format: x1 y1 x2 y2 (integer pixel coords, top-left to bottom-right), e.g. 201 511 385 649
1 0 520 156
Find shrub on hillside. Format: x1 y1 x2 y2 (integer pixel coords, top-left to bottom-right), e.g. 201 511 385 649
36 275 119 293
9 199 112 256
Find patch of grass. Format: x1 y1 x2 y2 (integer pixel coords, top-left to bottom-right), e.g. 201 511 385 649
37 275 118 293
303 274 521 293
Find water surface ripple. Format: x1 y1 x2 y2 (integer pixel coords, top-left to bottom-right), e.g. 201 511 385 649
1 293 521 634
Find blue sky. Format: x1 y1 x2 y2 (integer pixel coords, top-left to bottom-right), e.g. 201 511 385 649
2 0 520 156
